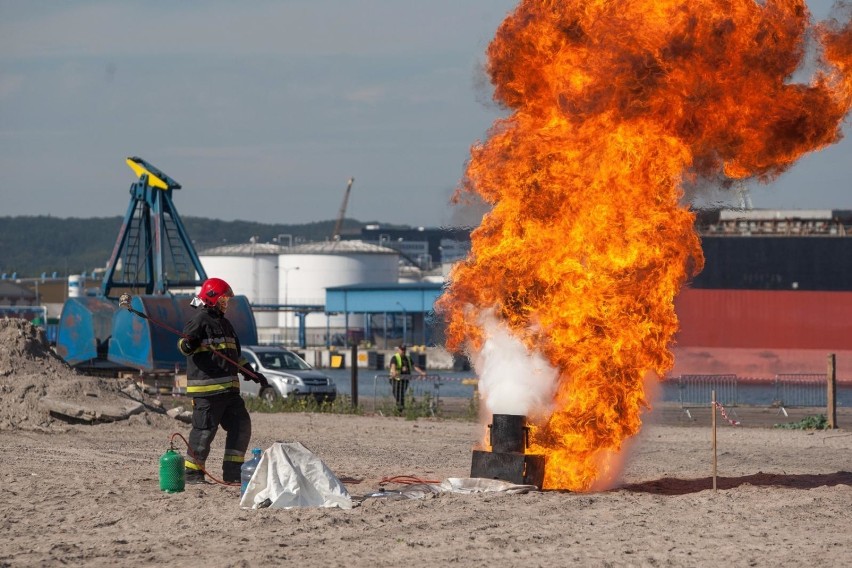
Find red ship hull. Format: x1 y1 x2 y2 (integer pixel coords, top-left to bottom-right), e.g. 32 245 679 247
672 288 852 382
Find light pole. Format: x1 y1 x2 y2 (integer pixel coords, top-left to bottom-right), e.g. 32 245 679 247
283 266 300 344
395 301 407 346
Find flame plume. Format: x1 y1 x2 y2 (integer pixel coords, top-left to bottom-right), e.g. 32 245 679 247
438 0 852 491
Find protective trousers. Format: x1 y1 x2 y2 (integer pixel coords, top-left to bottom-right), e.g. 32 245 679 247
390 377 410 413
185 392 251 481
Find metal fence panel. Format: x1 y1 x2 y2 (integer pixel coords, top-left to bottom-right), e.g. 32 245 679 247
773 374 826 408
370 374 447 416
678 374 738 408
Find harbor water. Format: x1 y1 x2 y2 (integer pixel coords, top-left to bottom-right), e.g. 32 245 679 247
325 369 852 408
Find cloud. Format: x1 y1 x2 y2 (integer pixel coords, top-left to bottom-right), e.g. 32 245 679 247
2 0 850 226
0 1 513 60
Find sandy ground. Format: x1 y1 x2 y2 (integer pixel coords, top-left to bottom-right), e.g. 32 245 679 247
2 320 850 567
1 405 850 568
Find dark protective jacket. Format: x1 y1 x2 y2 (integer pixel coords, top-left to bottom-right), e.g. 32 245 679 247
181 306 244 397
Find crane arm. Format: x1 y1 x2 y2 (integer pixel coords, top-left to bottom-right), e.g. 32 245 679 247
332 177 355 240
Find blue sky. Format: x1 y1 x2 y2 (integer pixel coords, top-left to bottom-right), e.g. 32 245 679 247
0 1 849 227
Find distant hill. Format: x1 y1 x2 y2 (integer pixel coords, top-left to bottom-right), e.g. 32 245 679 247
0 215 401 277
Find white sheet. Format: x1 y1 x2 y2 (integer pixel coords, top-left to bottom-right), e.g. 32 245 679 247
239 441 352 510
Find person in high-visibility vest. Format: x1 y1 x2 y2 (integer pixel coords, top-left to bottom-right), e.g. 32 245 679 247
388 344 425 413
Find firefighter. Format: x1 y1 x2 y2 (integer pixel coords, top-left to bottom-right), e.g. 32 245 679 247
178 277 268 484
388 344 426 413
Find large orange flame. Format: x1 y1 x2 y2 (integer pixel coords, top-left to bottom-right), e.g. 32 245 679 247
437 0 852 491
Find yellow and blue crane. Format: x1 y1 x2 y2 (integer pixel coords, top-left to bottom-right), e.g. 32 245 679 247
56 158 257 372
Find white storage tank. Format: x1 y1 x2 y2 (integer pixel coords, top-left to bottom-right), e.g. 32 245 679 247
279 241 399 333
68 274 85 298
199 242 282 328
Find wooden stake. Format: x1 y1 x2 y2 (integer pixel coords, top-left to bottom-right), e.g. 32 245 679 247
827 353 837 430
712 389 717 491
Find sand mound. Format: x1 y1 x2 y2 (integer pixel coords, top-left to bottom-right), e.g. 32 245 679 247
0 316 68 376
0 318 172 431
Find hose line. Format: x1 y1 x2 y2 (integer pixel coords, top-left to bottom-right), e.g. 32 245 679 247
169 431 240 487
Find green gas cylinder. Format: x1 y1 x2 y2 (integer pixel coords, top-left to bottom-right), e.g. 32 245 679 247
159 449 185 493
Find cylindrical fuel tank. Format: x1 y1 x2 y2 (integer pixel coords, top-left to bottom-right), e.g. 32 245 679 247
67 274 86 298
489 414 528 454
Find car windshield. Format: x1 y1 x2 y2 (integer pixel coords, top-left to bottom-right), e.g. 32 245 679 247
258 351 311 371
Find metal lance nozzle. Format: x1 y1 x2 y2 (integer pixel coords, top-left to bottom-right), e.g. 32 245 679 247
118 293 132 309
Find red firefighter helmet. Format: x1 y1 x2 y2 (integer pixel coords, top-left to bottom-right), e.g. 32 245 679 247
198 277 233 307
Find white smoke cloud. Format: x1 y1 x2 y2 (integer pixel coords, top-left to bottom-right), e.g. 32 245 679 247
469 310 558 422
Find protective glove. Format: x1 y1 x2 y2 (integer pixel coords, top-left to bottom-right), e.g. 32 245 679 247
245 369 269 388
239 365 269 389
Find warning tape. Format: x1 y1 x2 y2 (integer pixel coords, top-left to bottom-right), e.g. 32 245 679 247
713 402 741 426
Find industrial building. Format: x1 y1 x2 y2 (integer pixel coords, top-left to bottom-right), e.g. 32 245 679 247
0 280 36 306
359 225 472 269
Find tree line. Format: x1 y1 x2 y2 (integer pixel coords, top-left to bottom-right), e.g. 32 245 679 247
0 215 386 278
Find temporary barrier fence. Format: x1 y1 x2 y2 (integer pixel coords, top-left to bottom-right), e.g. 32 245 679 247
773 373 826 416
677 374 738 420
370 374 461 417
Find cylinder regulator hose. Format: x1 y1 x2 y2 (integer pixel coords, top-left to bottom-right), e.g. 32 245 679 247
169 432 240 487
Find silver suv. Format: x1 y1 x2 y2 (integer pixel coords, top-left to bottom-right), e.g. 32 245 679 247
239 345 337 404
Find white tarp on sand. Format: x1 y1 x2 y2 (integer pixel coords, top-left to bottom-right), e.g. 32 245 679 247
239 441 352 510
440 477 538 494
356 478 539 502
